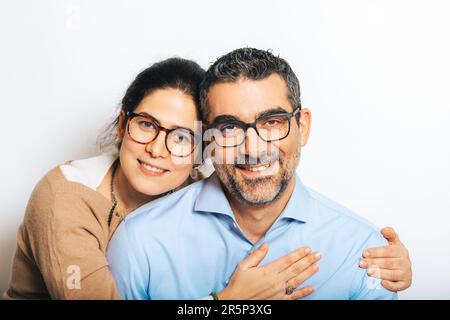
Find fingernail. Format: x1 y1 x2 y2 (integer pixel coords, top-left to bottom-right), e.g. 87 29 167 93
305 247 311 254
359 260 368 268
314 252 321 259
367 268 376 276
364 251 370 257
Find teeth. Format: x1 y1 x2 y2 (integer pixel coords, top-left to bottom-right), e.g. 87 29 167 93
141 162 164 173
242 164 271 172
247 166 266 172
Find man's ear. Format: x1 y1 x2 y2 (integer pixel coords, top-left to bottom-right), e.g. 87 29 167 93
299 107 311 147
117 111 126 141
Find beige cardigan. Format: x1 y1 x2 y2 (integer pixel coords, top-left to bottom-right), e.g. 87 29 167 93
6 154 127 299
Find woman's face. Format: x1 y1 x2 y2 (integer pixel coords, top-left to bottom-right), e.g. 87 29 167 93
118 88 198 196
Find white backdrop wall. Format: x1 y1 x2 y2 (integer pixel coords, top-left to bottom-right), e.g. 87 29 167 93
1 0 449 299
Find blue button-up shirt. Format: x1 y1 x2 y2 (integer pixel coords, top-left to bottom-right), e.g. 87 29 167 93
107 173 397 300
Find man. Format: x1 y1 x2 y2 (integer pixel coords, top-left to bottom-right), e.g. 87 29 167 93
107 48 412 299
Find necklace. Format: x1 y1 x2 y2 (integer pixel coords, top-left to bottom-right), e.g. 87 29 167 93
107 160 119 227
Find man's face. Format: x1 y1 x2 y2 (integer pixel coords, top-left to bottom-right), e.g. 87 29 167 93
206 73 311 206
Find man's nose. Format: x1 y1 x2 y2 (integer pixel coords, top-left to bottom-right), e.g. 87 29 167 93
239 127 268 160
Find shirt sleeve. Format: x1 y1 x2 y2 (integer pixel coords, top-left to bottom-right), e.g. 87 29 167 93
350 230 398 300
106 221 150 300
22 189 122 300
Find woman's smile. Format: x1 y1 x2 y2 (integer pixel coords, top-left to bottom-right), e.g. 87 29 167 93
137 159 169 176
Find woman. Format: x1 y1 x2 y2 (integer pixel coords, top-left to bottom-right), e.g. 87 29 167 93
5 58 411 299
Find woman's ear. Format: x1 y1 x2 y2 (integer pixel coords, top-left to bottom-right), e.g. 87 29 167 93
117 111 126 141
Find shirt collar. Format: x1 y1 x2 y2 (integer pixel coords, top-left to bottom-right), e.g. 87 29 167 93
60 151 118 190
194 173 311 223
194 173 236 220
278 175 311 223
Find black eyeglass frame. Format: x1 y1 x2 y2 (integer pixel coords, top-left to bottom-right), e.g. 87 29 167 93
205 105 301 148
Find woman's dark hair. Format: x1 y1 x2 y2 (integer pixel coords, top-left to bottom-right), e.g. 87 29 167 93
98 57 205 151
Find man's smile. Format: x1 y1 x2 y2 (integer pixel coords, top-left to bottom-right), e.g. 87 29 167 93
234 160 280 178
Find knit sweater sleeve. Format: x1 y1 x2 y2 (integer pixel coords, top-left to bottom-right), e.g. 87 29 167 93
9 170 122 300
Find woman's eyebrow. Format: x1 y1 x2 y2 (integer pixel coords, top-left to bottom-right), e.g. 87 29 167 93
136 112 193 131
136 112 161 125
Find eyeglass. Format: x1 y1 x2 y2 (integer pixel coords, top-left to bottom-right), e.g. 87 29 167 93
205 106 301 148
126 111 195 157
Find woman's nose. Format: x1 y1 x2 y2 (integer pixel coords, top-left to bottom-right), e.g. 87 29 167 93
145 131 170 158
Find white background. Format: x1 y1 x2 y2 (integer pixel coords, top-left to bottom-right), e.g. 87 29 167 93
1 0 449 299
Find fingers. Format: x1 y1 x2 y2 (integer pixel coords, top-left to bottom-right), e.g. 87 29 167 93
360 254 412 289
359 258 403 270
380 227 401 245
263 246 312 273
238 243 269 270
365 266 407 282
281 252 321 280
363 244 405 259
285 260 320 289
286 285 315 300
381 280 411 292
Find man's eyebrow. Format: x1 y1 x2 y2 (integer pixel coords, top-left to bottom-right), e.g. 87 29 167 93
210 107 292 125
210 114 241 125
256 107 291 119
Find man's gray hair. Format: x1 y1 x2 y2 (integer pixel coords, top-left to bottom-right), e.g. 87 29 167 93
199 48 301 122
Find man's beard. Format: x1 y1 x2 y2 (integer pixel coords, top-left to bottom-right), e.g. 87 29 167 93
214 143 301 207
